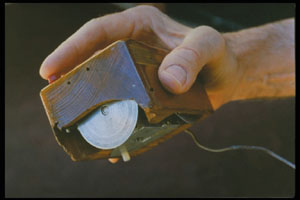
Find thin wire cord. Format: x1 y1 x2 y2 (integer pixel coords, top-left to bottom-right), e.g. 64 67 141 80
184 129 295 169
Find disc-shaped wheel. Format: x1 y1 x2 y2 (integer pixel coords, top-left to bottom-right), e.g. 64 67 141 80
77 100 138 149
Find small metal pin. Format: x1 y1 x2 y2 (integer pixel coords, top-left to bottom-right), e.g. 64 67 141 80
119 145 131 162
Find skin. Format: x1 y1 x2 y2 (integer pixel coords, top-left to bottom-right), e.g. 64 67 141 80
39 5 295 164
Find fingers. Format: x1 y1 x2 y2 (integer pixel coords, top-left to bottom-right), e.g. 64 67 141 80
158 26 226 94
108 158 119 164
39 7 142 80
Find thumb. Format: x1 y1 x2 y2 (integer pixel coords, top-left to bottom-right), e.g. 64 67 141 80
158 26 226 94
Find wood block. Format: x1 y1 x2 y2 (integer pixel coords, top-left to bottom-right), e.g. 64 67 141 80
40 39 214 161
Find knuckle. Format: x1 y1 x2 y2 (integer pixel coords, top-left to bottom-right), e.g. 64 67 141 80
134 5 161 13
124 5 160 19
195 25 216 33
86 12 120 26
121 5 161 36
195 26 223 42
193 26 225 55
194 25 217 35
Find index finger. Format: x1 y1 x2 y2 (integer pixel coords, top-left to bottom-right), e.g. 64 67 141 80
39 10 137 80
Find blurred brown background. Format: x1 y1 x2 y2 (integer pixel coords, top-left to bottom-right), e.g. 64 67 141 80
5 3 295 197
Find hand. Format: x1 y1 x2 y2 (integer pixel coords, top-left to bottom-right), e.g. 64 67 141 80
39 5 240 111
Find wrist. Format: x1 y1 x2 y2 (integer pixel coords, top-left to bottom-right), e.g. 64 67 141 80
222 18 295 103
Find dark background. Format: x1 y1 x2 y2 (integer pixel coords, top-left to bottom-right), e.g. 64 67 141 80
5 3 295 197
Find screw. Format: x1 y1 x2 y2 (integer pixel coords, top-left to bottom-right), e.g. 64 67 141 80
101 105 109 115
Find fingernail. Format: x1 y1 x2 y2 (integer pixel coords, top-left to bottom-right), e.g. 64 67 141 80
163 65 187 86
48 74 58 84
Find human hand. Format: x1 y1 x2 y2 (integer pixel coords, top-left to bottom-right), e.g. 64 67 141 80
40 5 240 110
39 5 243 164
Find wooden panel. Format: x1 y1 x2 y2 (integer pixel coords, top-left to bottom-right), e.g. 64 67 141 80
40 41 151 130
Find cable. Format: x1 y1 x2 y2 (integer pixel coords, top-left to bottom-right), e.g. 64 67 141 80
184 129 295 169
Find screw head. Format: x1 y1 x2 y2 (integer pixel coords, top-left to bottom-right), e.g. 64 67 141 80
101 105 109 116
